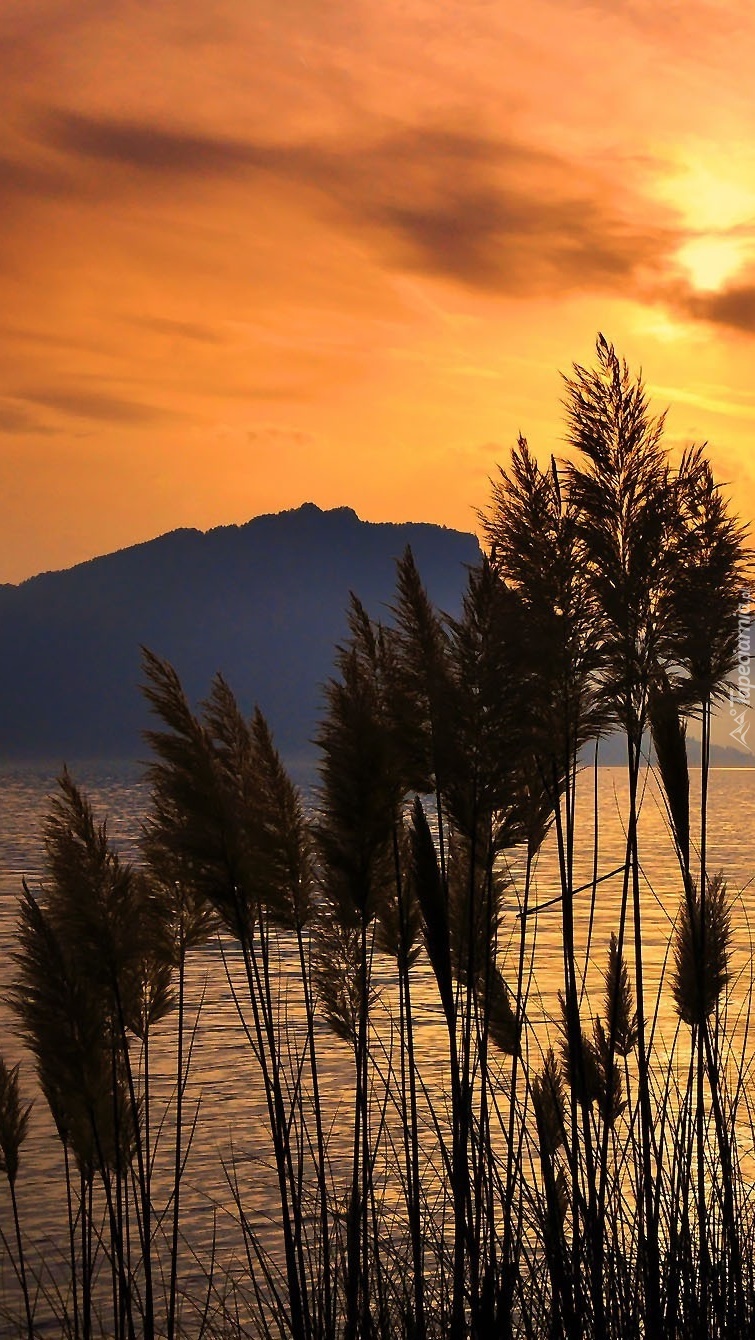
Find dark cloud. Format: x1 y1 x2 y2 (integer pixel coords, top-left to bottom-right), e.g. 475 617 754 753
325 127 678 295
0 399 57 435
678 281 755 335
17 388 174 424
365 185 670 292
0 323 113 354
40 108 286 176
0 152 73 209
34 108 680 299
0 153 62 195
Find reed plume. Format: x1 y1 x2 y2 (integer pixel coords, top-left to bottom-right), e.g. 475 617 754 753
558 993 603 1110
670 444 751 708
12 883 121 1177
313 917 365 1049
532 1049 566 1159
601 932 638 1060
0 1057 31 1190
672 872 732 1030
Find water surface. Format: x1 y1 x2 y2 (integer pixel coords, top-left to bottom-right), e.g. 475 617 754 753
1 760 754 1330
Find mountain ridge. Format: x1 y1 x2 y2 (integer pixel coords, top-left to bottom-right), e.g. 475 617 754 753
1 504 468 596
1 503 751 767
0 504 480 761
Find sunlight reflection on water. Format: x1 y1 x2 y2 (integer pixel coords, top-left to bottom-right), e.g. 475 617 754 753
1 760 754 1328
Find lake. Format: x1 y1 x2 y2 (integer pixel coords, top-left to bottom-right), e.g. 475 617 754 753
2 759 755 1332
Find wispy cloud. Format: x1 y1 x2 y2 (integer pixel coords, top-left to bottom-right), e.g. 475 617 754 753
125 315 225 344
40 108 269 176
675 279 755 335
0 399 57 435
0 152 70 199
17 387 175 424
35 109 682 299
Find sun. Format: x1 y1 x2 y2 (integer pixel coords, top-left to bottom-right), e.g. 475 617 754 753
676 235 748 292
656 150 755 293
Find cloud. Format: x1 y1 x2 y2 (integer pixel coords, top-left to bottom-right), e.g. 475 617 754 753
318 126 679 296
41 108 268 175
126 315 225 343
554 0 745 49
0 399 58 435
680 281 755 335
17 387 175 424
36 109 681 300
0 153 70 199
363 183 669 293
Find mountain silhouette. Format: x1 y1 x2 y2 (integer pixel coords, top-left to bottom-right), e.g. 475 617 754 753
0 504 479 763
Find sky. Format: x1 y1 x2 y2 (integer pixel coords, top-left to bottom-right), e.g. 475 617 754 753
4 0 755 584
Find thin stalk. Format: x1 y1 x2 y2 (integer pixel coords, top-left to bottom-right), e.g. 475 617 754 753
345 996 362 1340
552 753 599 1320
248 919 310 1340
473 831 497 1332
501 841 535 1334
295 922 334 1340
167 937 186 1340
359 917 372 1340
83 1172 93 1340
579 739 601 1009
697 698 745 1330
62 1140 80 1340
696 699 710 1326
344 913 372 1340
113 985 154 1340
106 1036 135 1340
451 791 479 1340
366 1040 391 1340
626 732 661 1336
230 898 308 1340
392 823 425 1340
256 916 312 1339
143 1020 151 1235
8 1177 33 1340
442 954 464 1340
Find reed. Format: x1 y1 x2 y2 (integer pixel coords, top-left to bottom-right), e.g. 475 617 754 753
1 337 753 1338
0 1057 33 1338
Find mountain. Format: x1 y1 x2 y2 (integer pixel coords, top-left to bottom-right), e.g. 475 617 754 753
0 504 480 763
589 733 755 768
2 505 750 769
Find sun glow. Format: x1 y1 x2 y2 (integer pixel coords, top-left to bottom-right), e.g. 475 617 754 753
676 235 748 292
662 155 755 231
656 150 755 291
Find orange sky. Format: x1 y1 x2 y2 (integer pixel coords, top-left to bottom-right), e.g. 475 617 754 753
4 0 755 583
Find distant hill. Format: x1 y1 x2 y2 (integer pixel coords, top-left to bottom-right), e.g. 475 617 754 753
590 734 755 768
0 505 480 763
1 505 750 769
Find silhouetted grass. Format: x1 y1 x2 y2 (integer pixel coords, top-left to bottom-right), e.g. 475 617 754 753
1 337 754 1338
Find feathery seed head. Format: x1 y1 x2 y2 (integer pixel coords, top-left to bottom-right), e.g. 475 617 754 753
672 872 732 1028
532 1049 566 1158
0 1057 32 1187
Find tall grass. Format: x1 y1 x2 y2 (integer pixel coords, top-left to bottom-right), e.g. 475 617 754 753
1 337 753 1338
